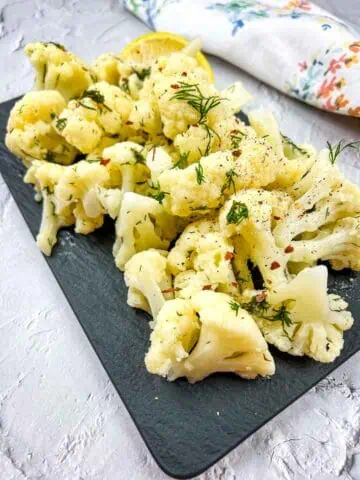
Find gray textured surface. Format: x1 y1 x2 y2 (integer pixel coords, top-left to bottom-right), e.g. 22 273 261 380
0 1 360 479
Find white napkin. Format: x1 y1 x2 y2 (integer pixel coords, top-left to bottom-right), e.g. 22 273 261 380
125 0 360 118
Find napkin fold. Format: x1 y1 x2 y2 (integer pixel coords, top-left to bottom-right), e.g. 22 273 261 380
125 0 360 117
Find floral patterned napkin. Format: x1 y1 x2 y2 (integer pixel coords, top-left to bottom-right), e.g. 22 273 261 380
125 0 360 117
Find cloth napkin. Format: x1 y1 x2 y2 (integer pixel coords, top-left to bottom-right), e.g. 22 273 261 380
125 0 360 117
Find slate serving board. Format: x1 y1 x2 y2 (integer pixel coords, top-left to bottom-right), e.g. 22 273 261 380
1 97 359 479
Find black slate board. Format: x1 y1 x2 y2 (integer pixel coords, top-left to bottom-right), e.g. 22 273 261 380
1 97 359 479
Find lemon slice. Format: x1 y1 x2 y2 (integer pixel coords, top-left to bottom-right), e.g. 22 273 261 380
120 32 214 82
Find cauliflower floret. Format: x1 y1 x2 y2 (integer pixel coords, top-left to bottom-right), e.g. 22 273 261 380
113 192 180 270
5 91 77 166
252 266 354 362
124 249 173 320
159 137 281 217
174 270 216 299
248 109 316 189
168 218 238 297
91 53 122 84
128 97 163 135
169 291 275 383
24 159 118 254
25 42 94 101
145 147 174 182
145 298 200 377
103 141 149 192
220 189 293 288
56 82 133 153
289 217 360 271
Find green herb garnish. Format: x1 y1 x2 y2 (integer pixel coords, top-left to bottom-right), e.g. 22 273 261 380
327 139 360 165
56 118 67 131
226 201 248 225
131 148 146 164
79 88 112 112
221 168 238 195
132 67 151 81
229 300 241 316
281 133 308 156
195 161 206 184
172 151 189 169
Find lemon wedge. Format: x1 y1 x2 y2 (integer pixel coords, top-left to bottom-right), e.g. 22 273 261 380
120 32 214 82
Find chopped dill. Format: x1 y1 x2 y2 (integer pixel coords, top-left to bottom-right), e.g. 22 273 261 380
221 168 238 195
327 139 360 164
172 151 189 169
132 67 151 81
56 118 67 131
229 299 241 316
281 133 308 156
226 201 248 225
79 88 112 112
195 161 206 184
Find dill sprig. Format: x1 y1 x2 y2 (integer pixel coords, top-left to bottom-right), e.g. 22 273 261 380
56 118 67 131
171 82 222 125
327 139 360 164
226 201 248 225
242 295 270 316
172 151 189 169
132 67 151 81
131 148 146 164
201 124 220 157
148 181 168 204
229 300 241 316
45 42 67 51
268 304 293 329
79 88 112 112
195 161 206 184
230 129 245 149
120 79 130 95
221 168 238 195
281 133 308 156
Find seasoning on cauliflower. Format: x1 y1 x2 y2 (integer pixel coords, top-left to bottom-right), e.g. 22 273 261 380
169 291 275 383
91 53 122 85
159 137 281 217
113 192 180 270
248 109 316 189
25 42 95 101
5 91 77 167
124 249 174 320
55 82 134 153
167 218 238 298
145 147 174 182
145 298 200 377
24 159 118 254
251 266 354 362
220 189 293 288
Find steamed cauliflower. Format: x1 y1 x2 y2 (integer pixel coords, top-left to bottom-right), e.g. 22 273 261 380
169 291 275 382
251 266 353 362
167 218 238 298
124 249 174 320
55 82 134 153
220 189 293 288
6 91 77 166
24 159 119 254
159 137 280 217
25 42 94 100
145 298 200 377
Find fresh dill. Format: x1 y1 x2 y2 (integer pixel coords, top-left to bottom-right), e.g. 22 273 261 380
267 303 293 329
119 79 130 95
172 151 189 169
229 299 241 316
44 151 56 163
171 82 222 125
281 133 308 156
132 67 151 81
79 88 112 112
195 161 206 184
131 148 146 164
151 191 167 205
221 169 238 195
201 123 220 157
242 296 270 316
226 201 248 225
230 129 245 149
45 42 66 51
56 118 67 131
327 139 360 165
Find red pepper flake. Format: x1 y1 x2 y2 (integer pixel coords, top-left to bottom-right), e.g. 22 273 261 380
161 287 180 294
230 129 240 134
171 84 180 89
231 282 238 288
284 245 294 254
202 285 212 291
181 71 188 77
158 67 163 72
232 150 241 157
125 120 133 125
192 124 199 128
100 158 111 166
256 292 266 303
225 251 235 261
273 216 281 220
270 261 281 270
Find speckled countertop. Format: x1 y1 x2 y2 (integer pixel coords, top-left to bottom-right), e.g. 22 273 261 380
0 1 360 479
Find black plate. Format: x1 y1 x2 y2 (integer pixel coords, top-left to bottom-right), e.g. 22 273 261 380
1 97 359 479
